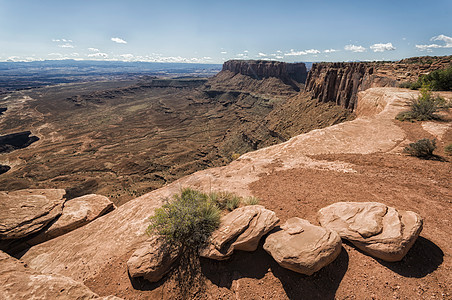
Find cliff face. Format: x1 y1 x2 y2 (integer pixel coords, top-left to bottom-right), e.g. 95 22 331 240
305 55 452 110
222 60 308 83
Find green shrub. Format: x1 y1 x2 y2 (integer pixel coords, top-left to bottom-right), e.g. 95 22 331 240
225 195 241 211
406 65 452 91
243 196 260 205
146 188 220 250
445 143 452 156
403 138 437 158
396 88 446 121
209 191 241 211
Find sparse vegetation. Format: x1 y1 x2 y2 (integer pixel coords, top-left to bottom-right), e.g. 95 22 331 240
243 196 260 205
209 191 241 211
396 88 447 121
445 143 452 156
400 65 452 91
403 138 437 158
225 196 241 211
146 188 220 251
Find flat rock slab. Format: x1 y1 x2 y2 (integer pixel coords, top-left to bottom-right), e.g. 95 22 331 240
28 194 115 245
318 202 423 262
264 218 342 275
0 189 66 240
200 205 279 260
0 250 114 300
127 236 180 283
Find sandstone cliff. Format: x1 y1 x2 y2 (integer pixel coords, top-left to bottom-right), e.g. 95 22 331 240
222 60 307 83
305 55 452 110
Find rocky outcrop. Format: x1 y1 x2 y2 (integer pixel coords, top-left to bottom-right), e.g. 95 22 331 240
127 236 180 283
200 205 279 260
264 218 342 275
0 164 10 175
0 250 118 300
0 131 39 153
27 194 115 245
318 202 423 262
222 60 307 83
0 189 66 241
305 55 452 110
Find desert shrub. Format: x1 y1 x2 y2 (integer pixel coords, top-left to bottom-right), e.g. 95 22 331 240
225 195 241 211
396 88 446 121
209 191 241 211
230 152 241 161
406 65 452 91
147 188 220 251
403 138 437 158
445 143 452 156
243 196 260 205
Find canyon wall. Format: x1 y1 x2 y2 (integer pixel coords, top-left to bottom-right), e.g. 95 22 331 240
305 55 452 110
222 60 308 83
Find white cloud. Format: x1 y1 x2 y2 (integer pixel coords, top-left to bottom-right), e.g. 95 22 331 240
88 48 100 52
344 44 366 52
285 48 320 56
88 52 109 58
275 55 284 59
323 49 339 53
415 34 452 52
258 52 267 57
111 37 127 44
220 51 227 54
244 50 249 53
119 54 134 60
58 43 74 48
52 39 60 42
48 53 63 57
431 34 452 47
370 43 396 52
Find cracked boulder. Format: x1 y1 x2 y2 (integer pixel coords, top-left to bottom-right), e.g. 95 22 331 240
264 217 342 275
0 189 66 241
200 205 279 260
127 236 181 283
27 194 115 245
318 202 423 262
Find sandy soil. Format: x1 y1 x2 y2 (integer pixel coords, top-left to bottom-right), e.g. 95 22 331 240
85 110 452 299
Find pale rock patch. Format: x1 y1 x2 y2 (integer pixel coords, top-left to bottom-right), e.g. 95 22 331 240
318 202 423 262
264 218 342 275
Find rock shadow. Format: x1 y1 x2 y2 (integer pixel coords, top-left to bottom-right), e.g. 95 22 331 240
129 273 165 291
377 236 444 278
201 241 349 300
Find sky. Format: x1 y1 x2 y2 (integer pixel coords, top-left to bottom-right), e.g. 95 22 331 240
0 0 451 64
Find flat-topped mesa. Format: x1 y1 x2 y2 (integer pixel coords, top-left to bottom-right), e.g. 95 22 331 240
222 60 308 83
305 55 452 111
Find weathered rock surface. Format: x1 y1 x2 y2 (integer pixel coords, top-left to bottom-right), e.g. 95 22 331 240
200 205 279 260
20 88 427 283
318 202 423 262
0 250 112 300
222 60 307 83
127 236 180 283
28 194 115 245
305 56 452 110
264 218 342 275
0 189 66 240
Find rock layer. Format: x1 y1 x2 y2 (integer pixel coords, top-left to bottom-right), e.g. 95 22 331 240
318 202 423 262
0 189 66 240
222 60 307 83
200 205 279 260
27 194 115 245
0 250 112 299
264 218 342 275
127 236 180 283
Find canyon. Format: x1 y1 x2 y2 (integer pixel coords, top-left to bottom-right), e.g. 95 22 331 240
0 56 451 299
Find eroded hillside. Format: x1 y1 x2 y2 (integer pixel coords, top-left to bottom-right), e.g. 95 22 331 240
0 61 353 205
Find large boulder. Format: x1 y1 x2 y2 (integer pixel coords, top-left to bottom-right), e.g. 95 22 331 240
28 194 115 245
264 218 342 275
200 205 279 260
0 250 118 299
127 236 180 283
0 189 66 240
318 202 423 262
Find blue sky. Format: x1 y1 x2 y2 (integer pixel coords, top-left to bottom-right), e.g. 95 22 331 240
0 0 451 63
